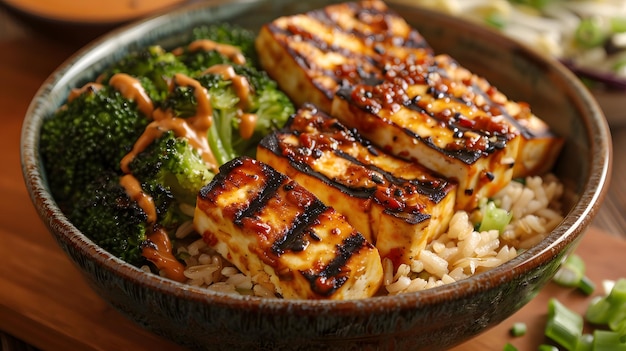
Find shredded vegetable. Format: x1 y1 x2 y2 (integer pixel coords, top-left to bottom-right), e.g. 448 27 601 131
410 0 626 85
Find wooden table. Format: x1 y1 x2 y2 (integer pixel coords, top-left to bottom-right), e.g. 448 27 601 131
1 6 625 351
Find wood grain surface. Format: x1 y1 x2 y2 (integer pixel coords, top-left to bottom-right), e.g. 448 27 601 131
1 5 625 350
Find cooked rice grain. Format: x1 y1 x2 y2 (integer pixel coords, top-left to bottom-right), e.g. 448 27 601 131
382 174 563 295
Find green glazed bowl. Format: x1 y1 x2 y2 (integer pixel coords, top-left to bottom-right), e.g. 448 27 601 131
21 0 612 349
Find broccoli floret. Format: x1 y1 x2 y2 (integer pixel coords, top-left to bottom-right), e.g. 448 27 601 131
99 45 189 102
195 65 294 161
70 172 149 265
190 23 258 64
129 130 214 208
40 85 149 208
69 131 214 266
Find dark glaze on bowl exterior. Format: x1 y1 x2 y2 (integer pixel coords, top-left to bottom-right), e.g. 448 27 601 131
20 0 612 350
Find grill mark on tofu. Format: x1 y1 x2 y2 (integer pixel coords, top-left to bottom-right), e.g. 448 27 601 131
337 85 510 165
257 105 457 267
333 149 448 205
195 156 384 299
467 82 541 142
256 0 432 111
230 166 284 228
301 233 365 296
270 189 328 255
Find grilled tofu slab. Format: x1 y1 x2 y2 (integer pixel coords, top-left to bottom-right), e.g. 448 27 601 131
194 156 383 299
424 54 565 179
257 104 457 268
256 0 563 209
254 0 431 112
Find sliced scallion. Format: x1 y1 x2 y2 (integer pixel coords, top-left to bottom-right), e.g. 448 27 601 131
578 275 596 296
592 330 626 351
545 298 583 351
509 322 527 337
576 17 608 48
478 201 512 233
553 254 595 295
586 278 626 328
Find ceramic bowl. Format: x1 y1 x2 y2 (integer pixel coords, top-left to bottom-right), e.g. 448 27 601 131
20 0 612 350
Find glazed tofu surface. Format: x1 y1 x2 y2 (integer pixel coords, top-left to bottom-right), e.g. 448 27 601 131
258 104 457 268
256 0 563 210
255 0 431 112
194 156 383 299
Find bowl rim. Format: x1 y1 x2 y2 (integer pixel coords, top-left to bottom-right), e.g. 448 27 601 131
20 0 613 314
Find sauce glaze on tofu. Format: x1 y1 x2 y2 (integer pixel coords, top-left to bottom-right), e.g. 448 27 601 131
256 0 563 210
194 156 383 299
258 104 457 268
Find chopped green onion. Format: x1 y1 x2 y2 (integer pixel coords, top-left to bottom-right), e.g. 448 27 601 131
554 254 586 288
485 13 507 29
576 333 593 351
586 278 626 329
553 254 595 295
576 17 608 48
610 17 626 34
479 201 512 233
538 345 559 351
592 330 626 350
503 343 518 351
509 322 527 337
578 276 596 296
510 0 553 10
545 298 584 351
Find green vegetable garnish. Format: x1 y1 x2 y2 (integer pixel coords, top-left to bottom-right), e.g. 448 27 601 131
553 254 596 295
586 278 626 337
575 17 607 48
545 298 583 351
509 322 527 337
478 201 512 233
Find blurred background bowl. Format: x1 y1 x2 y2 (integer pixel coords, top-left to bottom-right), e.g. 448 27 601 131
0 0 186 44
20 0 612 350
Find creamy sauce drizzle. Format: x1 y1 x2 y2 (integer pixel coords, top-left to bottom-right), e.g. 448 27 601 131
188 39 247 65
120 73 218 174
202 64 257 139
119 174 157 223
109 73 155 117
68 82 103 102
141 227 187 282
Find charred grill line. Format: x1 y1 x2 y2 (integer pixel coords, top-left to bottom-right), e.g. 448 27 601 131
332 149 449 204
404 94 509 153
232 163 286 227
470 82 534 139
334 85 487 165
259 133 377 199
271 193 328 255
198 157 247 200
302 232 367 296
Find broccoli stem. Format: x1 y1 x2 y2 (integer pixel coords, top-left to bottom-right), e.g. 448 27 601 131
208 121 236 165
